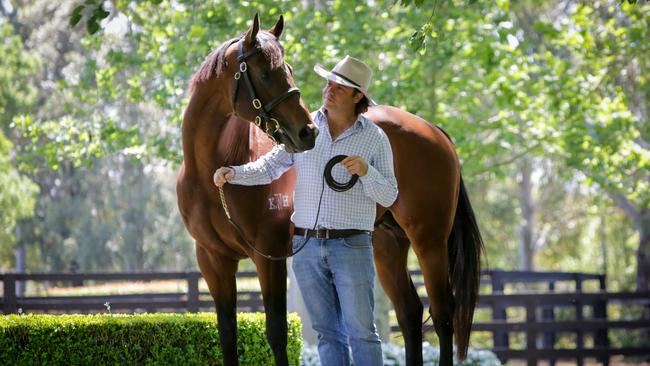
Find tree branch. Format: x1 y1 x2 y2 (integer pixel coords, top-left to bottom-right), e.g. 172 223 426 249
475 142 542 176
0 0 13 17
636 138 650 150
610 191 640 227
0 0 22 36
533 208 587 250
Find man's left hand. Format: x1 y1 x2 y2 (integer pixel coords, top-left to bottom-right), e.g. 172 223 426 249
341 155 368 177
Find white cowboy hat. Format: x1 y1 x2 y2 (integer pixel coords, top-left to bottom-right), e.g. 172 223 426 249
314 55 376 105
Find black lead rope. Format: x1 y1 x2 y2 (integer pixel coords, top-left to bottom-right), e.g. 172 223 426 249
324 154 359 192
219 155 359 261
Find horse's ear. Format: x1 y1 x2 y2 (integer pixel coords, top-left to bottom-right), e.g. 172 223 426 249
269 15 284 39
244 13 260 46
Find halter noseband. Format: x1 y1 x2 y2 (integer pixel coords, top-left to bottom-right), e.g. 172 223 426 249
231 40 300 143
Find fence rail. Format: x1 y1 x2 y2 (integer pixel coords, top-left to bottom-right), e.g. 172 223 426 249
2 270 649 365
0 271 259 314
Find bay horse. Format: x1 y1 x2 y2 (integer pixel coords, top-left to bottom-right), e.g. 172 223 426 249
177 13 483 366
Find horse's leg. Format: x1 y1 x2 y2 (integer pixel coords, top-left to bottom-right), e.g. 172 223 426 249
196 243 240 366
253 253 288 366
409 227 455 366
373 223 423 365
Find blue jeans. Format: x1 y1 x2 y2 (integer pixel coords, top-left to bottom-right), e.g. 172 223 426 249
291 233 382 366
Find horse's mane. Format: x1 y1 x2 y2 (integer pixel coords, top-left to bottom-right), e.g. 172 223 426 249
189 31 285 94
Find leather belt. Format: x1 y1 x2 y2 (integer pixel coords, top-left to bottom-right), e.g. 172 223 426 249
294 227 369 239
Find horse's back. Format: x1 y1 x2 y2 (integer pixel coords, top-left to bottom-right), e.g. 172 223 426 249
365 106 456 158
364 105 459 231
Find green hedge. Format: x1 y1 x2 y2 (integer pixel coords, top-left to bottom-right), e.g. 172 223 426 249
0 312 302 365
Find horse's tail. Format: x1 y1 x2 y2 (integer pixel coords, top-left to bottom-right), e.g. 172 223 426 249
448 174 484 360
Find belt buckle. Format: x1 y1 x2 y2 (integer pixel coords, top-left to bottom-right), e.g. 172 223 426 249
313 229 329 239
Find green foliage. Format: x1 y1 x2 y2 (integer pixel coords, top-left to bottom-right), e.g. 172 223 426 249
29 0 648 203
16 157 195 272
0 312 303 366
0 23 39 128
1 1 195 272
69 1 112 34
3 0 648 284
0 133 38 267
538 2 650 209
0 21 40 268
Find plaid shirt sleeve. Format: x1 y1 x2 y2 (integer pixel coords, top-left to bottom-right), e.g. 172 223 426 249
229 145 294 186
359 128 398 207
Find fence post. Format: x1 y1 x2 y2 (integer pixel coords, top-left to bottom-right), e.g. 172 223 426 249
525 298 537 366
3 273 18 314
575 276 584 366
491 272 509 352
542 281 556 366
187 272 200 313
594 275 609 366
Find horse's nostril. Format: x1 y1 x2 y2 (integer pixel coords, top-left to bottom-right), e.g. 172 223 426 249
299 124 318 141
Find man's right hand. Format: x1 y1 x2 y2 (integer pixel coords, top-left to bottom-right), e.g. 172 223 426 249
213 167 235 187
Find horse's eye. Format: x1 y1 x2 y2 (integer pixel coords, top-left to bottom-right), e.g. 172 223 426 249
261 72 270 80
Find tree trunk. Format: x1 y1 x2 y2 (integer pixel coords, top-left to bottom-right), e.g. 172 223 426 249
518 157 535 270
15 222 26 297
612 194 647 292
636 210 650 291
428 53 437 123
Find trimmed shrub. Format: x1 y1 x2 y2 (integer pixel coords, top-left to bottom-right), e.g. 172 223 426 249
0 312 302 365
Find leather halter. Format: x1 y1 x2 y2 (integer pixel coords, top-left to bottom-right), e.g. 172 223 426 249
221 39 305 261
231 39 300 144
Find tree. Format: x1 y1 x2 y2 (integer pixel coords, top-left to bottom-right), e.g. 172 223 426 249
2 0 194 272
407 0 649 286
0 134 38 269
0 20 39 270
529 1 649 289
3 0 646 289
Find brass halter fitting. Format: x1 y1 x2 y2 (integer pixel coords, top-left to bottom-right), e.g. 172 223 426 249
266 118 281 134
231 39 300 145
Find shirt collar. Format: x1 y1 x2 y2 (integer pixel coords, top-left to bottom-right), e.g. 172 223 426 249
316 106 367 131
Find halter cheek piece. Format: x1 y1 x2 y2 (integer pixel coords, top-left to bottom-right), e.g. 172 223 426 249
231 40 300 143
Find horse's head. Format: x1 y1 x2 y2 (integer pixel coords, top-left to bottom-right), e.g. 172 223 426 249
228 14 318 153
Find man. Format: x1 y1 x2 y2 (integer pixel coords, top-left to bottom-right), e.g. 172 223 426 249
214 55 398 366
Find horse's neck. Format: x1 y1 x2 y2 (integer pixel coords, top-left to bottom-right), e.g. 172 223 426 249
219 116 277 163
248 123 276 160
217 115 251 164
183 86 275 170
192 113 276 170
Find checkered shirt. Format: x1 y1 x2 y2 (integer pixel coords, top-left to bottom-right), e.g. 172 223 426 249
229 108 398 231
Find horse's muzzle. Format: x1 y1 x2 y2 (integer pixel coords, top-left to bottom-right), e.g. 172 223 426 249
296 123 319 151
